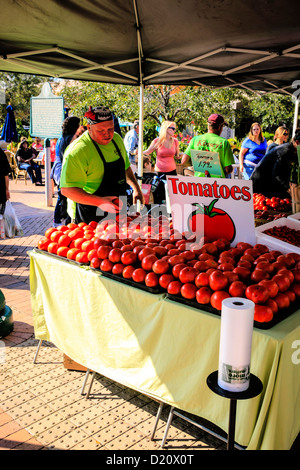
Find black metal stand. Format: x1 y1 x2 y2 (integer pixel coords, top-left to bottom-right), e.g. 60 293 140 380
207 371 263 450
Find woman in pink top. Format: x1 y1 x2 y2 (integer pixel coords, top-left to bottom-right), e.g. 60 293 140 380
143 121 180 177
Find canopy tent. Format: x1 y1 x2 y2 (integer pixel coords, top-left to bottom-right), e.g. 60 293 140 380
0 0 299 184
0 0 299 94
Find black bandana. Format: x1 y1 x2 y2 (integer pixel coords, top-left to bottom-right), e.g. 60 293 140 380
84 106 113 125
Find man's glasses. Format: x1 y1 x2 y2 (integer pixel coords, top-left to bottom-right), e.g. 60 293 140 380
283 132 289 136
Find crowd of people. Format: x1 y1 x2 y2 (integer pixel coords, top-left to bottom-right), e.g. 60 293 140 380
1 106 300 229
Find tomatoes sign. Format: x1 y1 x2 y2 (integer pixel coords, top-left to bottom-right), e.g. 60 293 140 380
166 175 256 246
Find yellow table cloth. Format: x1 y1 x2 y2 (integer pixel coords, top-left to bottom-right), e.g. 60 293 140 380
29 250 300 450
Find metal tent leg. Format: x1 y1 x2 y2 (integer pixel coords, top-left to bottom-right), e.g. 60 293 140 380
33 339 43 364
161 406 175 447
150 402 164 440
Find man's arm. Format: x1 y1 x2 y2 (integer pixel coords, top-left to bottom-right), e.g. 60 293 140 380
60 187 121 213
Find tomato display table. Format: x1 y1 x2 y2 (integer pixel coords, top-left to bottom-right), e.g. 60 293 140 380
29 249 300 450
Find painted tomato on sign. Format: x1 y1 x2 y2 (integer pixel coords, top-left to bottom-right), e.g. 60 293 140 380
188 199 236 243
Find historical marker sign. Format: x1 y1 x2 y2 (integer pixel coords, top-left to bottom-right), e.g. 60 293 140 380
30 82 64 138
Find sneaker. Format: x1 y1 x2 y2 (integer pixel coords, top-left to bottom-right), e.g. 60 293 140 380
53 221 61 228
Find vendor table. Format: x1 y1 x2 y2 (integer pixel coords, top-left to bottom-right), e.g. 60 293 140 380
29 250 300 450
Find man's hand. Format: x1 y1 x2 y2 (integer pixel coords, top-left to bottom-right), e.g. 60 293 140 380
98 196 123 213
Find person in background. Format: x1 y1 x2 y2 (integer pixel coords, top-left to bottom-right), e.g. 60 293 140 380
51 116 80 226
31 137 43 153
143 121 180 178
124 120 139 171
181 114 234 177
60 106 143 224
266 126 290 154
250 127 300 198
70 125 87 143
0 148 12 217
239 122 267 179
15 140 43 186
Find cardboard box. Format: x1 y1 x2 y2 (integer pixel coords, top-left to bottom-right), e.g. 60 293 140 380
63 353 87 371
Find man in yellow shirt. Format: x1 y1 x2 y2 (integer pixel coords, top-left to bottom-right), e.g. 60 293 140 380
60 106 143 224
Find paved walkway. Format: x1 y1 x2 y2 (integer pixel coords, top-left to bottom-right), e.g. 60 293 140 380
0 174 228 451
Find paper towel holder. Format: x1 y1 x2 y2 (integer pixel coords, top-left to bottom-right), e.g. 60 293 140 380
207 370 263 450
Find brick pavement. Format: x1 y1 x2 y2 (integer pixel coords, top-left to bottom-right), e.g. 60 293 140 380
0 175 228 451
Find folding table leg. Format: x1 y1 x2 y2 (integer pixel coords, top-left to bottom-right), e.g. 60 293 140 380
150 402 164 440
80 369 91 395
86 371 96 399
33 339 43 364
161 406 175 447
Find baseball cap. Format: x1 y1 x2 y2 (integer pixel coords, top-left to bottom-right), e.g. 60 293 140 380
84 106 113 124
208 114 228 126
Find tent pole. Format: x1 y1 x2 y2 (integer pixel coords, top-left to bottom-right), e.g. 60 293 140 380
293 97 299 137
136 84 144 211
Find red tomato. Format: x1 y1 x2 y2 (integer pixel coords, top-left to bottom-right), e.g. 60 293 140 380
228 281 246 297
179 266 199 284
266 298 278 314
245 284 269 304
159 274 175 289
97 245 112 260
250 269 270 283
93 238 108 249
87 249 98 262
122 265 135 279
108 248 122 263
111 263 125 275
45 227 58 239
210 291 231 310
277 268 294 284
152 259 170 275
121 251 137 266
67 248 81 260
137 247 155 261
57 246 69 257
181 283 198 300
218 262 235 272
132 268 147 283
286 290 296 303
209 270 228 291
254 305 273 323
145 272 159 288
81 240 94 252
273 292 290 309
141 254 158 271
233 266 251 282
196 287 212 304
223 271 239 284
193 260 208 272
47 242 59 254
50 230 64 242
290 282 300 297
272 273 291 292
76 251 89 263
258 279 279 298
236 242 253 252
90 257 100 269
255 261 274 274
167 280 183 295
100 259 113 272
68 228 85 240
195 272 210 288
89 220 98 230
172 263 188 278
168 254 186 266
153 245 167 257
37 237 51 251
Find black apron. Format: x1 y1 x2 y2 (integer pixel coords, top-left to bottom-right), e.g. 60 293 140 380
75 138 127 224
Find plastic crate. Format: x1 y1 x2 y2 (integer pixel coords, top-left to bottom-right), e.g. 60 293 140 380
255 217 300 254
287 212 300 224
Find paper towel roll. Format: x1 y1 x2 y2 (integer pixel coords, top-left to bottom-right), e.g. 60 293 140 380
218 297 255 392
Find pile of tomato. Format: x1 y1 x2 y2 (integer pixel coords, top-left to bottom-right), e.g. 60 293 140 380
253 193 291 212
37 217 300 324
263 225 300 248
